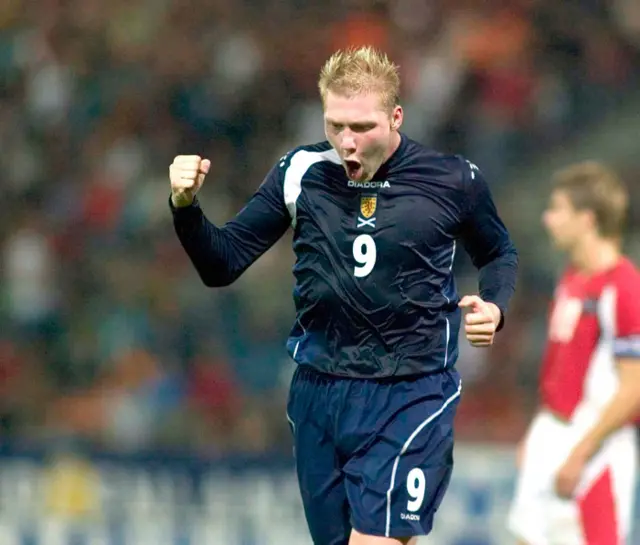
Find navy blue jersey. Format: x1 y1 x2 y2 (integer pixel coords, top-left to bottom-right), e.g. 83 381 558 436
171 133 518 378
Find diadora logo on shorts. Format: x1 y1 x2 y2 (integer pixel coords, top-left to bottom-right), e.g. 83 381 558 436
401 513 420 521
347 180 390 189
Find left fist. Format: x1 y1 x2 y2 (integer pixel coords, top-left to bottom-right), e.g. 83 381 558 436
554 449 587 499
458 295 501 347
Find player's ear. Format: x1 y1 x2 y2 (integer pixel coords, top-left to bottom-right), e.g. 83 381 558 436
579 208 597 234
390 105 403 131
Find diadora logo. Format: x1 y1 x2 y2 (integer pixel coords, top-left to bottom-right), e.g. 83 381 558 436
348 180 391 189
401 513 420 521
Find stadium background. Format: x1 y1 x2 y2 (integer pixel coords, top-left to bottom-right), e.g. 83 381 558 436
1 0 639 543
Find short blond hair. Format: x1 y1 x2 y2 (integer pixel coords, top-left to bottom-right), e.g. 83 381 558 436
552 161 628 238
318 46 400 112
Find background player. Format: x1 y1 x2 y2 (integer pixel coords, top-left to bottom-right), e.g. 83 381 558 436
508 162 640 545
170 46 518 545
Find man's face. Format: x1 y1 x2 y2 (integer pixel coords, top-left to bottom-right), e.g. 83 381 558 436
542 189 592 250
324 90 402 182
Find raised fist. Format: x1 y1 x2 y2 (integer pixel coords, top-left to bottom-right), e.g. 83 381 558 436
169 155 211 207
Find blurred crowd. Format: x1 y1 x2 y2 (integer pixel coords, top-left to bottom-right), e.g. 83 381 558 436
1 0 640 456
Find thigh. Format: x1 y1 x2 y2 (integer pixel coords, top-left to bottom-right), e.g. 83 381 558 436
342 370 462 539
509 412 590 545
575 427 638 545
508 413 560 545
577 468 621 545
288 366 351 545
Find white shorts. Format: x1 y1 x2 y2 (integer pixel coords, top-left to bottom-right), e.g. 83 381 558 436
507 411 637 545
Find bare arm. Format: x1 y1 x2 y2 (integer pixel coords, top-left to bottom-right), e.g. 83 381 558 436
572 359 640 459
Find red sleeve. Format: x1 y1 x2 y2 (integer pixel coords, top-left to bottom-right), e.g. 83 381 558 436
613 268 640 359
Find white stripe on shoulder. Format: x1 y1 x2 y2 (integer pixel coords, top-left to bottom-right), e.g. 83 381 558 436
283 148 340 227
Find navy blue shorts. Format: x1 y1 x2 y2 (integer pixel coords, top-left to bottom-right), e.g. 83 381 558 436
286 365 461 544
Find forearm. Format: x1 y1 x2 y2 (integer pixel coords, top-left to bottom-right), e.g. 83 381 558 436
577 384 640 458
171 197 243 286
477 248 518 330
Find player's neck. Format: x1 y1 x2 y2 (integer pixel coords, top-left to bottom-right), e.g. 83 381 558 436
570 237 621 275
383 131 402 163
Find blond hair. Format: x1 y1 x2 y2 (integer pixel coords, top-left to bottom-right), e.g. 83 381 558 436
552 161 629 238
318 46 400 112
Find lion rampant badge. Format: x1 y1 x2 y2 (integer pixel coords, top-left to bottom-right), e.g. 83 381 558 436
360 195 377 219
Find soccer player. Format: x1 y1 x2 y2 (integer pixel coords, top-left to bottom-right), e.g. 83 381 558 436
169 47 518 545
508 162 640 545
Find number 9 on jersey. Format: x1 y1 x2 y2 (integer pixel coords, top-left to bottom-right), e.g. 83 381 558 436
353 234 377 278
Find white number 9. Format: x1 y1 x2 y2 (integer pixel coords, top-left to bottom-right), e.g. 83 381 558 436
406 468 426 512
352 234 377 278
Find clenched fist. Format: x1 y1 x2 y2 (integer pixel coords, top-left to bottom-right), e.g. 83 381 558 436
170 155 211 208
458 295 501 347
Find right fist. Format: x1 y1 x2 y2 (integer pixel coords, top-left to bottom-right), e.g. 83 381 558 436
169 155 211 208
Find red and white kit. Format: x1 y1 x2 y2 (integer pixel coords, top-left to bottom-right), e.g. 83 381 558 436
508 257 640 545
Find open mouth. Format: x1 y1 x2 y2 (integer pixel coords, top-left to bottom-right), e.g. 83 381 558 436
344 159 363 180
